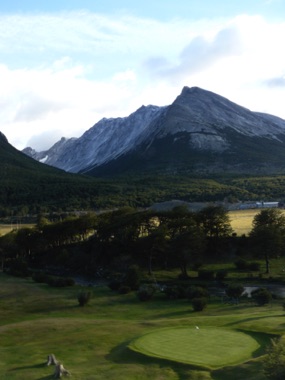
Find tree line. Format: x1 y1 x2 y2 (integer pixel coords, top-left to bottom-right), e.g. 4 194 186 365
1 206 285 278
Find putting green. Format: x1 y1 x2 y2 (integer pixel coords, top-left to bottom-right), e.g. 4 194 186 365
129 326 260 369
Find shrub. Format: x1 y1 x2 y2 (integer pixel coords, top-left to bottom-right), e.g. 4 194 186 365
45 275 57 287
32 272 50 283
216 270 228 281
137 284 156 301
235 259 248 270
248 262 261 271
123 265 141 290
186 285 209 300
7 259 30 277
64 277 75 286
198 270 215 280
192 297 207 311
251 287 272 306
192 262 203 271
263 338 285 380
77 290 92 306
53 277 75 287
225 284 244 299
164 285 186 300
108 279 122 291
118 285 131 294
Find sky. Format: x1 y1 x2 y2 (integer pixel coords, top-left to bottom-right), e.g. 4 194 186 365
1 0 285 150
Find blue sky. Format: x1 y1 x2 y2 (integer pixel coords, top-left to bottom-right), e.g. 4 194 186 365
1 0 285 150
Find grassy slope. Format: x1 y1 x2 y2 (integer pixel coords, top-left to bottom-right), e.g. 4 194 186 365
0 274 284 379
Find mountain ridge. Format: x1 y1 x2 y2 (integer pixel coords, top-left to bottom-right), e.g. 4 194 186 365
22 86 285 176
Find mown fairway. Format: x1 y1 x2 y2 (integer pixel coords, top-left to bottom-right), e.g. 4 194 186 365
0 273 284 379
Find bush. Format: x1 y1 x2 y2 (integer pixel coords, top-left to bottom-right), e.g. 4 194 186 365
118 285 131 294
192 262 203 271
235 259 248 270
225 283 244 299
186 285 209 300
123 265 141 290
216 270 228 281
108 279 122 291
251 287 272 306
7 259 30 277
77 290 92 306
32 272 50 283
164 285 186 300
53 277 75 287
192 297 207 311
263 338 285 380
137 284 156 301
43 276 75 287
198 270 215 280
64 277 75 286
248 262 261 271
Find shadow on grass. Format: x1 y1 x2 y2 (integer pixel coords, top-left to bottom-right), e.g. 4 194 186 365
211 330 276 380
9 363 54 379
239 330 277 357
212 359 267 380
106 340 207 380
224 313 285 327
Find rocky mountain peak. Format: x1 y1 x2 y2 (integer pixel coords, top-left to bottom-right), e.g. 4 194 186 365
22 87 285 176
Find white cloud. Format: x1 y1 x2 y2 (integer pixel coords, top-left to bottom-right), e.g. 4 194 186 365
1 11 285 151
145 25 243 81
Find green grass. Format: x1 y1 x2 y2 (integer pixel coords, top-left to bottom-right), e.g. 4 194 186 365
0 273 284 379
129 327 260 369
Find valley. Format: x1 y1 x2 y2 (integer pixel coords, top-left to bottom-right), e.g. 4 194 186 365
2 87 285 379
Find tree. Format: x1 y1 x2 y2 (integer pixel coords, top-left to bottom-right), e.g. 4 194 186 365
250 209 285 274
197 206 233 238
156 207 206 277
263 338 285 380
141 224 169 275
171 227 205 278
251 287 272 306
225 283 244 301
197 205 233 257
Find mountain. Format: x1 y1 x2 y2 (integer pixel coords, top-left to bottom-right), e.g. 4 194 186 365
23 105 165 173
23 86 285 177
0 132 108 213
4 125 285 214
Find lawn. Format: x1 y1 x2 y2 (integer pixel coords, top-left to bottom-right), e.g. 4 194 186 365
130 326 260 369
0 273 284 379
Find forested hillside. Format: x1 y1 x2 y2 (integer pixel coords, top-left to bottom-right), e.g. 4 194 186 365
2 131 285 216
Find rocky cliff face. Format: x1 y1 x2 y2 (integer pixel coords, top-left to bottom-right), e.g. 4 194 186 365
23 86 285 176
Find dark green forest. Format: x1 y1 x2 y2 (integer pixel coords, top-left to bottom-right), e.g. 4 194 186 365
2 133 285 216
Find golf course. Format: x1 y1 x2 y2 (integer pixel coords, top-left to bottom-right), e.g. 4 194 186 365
0 271 283 380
